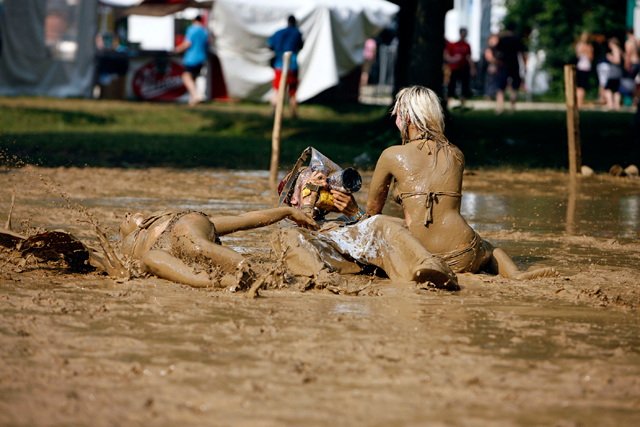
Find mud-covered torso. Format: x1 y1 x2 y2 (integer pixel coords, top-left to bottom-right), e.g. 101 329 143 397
384 140 476 255
122 211 220 261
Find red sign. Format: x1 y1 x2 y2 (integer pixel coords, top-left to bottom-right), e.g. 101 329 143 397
132 60 186 101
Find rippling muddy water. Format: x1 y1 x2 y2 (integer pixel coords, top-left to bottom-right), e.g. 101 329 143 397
1 166 639 426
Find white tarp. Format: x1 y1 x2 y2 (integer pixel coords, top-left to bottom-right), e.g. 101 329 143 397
0 0 97 98
98 0 139 6
211 0 399 102
98 0 214 16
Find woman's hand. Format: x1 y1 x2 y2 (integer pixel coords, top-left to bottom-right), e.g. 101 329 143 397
330 190 359 217
288 207 319 230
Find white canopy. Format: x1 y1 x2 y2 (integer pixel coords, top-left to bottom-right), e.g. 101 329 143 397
99 0 214 16
211 0 399 102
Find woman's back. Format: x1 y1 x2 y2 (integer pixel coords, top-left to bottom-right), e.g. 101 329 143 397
384 140 476 255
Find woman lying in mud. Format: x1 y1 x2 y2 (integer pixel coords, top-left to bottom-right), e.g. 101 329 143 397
119 207 317 289
361 85 558 280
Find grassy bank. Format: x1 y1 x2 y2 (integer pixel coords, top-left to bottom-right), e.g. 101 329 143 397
1 97 637 171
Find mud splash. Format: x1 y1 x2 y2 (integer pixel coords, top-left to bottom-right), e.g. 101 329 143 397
1 166 639 426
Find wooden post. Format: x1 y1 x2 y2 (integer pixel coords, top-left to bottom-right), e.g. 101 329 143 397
564 64 582 176
269 51 292 195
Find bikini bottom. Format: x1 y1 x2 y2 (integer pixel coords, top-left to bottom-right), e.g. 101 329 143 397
435 232 494 273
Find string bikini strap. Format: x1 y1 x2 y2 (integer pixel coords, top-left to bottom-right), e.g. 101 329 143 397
400 190 462 226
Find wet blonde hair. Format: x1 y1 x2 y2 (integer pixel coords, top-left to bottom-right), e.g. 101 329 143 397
391 85 459 168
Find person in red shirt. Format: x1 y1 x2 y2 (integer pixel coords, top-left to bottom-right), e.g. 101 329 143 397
446 28 476 109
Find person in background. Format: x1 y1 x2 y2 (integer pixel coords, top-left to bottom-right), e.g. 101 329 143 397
445 28 475 110
483 34 500 100
360 38 377 88
575 31 593 109
268 15 304 119
494 22 527 115
174 15 209 106
604 37 623 111
624 28 640 79
624 28 640 106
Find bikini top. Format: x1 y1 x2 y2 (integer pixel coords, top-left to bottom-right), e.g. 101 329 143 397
392 133 463 226
398 190 462 226
129 211 221 255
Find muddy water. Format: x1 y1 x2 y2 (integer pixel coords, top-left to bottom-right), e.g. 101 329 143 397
1 166 639 426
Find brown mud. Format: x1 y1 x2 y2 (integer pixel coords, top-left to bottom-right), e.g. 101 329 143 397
1 166 640 426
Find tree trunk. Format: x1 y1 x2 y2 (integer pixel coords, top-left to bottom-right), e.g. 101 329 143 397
394 0 453 100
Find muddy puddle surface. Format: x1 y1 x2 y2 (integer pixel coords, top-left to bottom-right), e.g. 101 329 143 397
1 166 639 426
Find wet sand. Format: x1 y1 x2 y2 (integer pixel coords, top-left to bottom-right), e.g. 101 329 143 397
1 166 640 426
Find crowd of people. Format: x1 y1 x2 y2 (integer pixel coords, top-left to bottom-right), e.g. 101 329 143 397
592 28 640 111
445 22 526 115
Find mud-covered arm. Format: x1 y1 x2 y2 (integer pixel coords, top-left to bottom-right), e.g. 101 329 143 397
212 207 318 235
300 171 327 216
366 150 394 216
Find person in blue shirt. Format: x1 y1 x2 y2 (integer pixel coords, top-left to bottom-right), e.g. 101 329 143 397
267 15 304 118
174 15 209 106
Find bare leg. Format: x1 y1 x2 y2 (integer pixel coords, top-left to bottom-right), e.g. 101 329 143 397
509 90 517 113
140 250 216 287
613 92 621 111
324 216 458 289
496 89 505 115
272 227 363 277
182 72 202 106
270 90 277 110
605 89 614 110
171 215 250 273
576 87 585 109
289 94 298 119
171 213 261 287
491 248 558 279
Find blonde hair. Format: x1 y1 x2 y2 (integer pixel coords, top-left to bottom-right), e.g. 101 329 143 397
391 85 458 168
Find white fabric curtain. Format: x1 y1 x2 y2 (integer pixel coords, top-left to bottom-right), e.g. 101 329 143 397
211 0 399 102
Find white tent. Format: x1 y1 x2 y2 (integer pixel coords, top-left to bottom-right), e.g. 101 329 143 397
210 0 399 102
0 0 398 101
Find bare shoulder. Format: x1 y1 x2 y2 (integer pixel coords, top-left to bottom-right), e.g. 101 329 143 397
381 144 404 156
378 145 405 164
447 143 465 164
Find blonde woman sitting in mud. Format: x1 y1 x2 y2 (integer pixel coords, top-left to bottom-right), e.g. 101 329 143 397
363 85 558 280
118 208 317 289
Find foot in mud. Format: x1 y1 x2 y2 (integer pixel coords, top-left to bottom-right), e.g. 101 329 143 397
514 267 559 280
412 266 460 291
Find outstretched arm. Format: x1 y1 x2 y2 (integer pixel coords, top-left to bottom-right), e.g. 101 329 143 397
212 207 317 236
173 40 192 55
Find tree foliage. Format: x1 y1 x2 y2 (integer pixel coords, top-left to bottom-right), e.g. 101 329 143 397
504 0 626 95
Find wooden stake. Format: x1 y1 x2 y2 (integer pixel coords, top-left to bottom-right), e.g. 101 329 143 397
564 64 582 175
269 51 293 195
5 188 16 230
